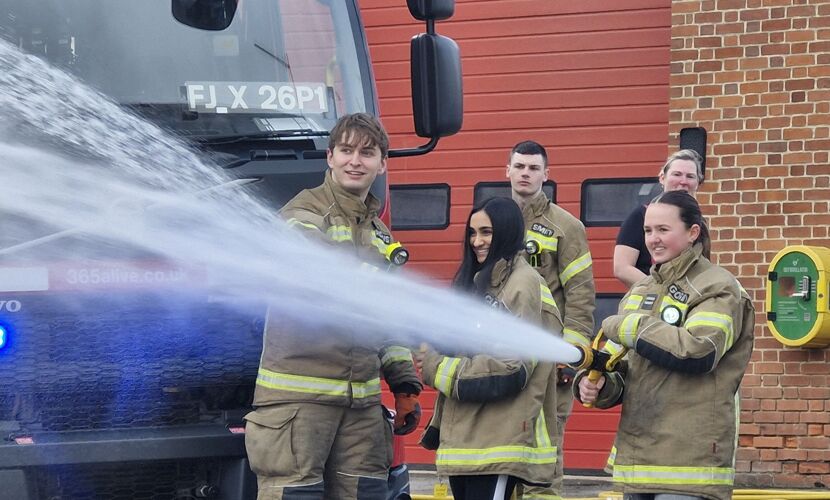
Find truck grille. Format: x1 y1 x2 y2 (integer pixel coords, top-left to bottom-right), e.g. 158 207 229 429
1 292 264 431
32 459 215 500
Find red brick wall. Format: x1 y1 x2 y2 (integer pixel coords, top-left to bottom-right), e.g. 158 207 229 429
669 0 830 488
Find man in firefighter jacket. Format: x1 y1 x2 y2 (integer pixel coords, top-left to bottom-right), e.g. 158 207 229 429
506 140 596 499
244 113 422 500
576 192 754 500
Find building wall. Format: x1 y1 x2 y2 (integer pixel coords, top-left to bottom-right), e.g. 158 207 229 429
361 0 672 469
669 0 830 488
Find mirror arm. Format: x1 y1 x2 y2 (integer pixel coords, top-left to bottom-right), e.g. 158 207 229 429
388 137 440 158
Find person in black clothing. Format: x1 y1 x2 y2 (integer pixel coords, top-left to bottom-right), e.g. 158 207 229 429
613 150 704 287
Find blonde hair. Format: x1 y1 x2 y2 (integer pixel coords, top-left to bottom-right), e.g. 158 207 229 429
660 149 704 183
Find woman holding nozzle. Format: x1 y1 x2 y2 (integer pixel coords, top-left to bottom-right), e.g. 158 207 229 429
415 197 564 500
576 191 754 500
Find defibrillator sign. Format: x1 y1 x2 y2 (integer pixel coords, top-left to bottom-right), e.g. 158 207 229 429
185 81 329 114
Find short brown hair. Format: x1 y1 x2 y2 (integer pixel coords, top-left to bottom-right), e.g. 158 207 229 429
328 113 389 158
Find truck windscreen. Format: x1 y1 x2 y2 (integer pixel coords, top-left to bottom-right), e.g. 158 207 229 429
0 0 369 137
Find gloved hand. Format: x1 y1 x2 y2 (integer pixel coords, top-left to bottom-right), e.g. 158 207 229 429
557 364 577 386
393 393 421 435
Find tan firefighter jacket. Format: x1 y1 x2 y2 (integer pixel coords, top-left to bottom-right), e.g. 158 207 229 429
419 255 564 485
252 170 422 409
575 244 754 500
521 190 596 348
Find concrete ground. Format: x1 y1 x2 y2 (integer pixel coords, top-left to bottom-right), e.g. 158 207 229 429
407 470 830 499
409 468 615 498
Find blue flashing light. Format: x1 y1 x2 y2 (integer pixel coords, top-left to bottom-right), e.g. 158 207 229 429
0 325 6 350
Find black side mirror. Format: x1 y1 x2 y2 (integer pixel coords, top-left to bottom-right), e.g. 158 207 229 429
172 0 237 31
407 0 455 21
389 0 462 158
411 33 462 139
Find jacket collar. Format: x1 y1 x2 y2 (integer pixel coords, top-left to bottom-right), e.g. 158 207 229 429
521 190 551 219
651 243 703 284
323 170 380 221
486 253 523 288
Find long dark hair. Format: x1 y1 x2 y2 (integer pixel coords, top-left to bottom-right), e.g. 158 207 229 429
650 190 711 259
453 197 526 295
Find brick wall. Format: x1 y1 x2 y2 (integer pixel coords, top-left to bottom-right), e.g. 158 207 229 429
669 0 830 488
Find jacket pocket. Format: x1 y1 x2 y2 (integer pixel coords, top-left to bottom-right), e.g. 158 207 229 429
244 407 299 477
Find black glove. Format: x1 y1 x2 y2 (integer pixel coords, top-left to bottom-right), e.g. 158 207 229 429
557 364 577 386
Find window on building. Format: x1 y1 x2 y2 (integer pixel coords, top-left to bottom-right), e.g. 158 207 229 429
473 181 556 206
581 178 660 227
389 183 451 230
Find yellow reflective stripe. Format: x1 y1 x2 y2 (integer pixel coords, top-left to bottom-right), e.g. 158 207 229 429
540 284 558 310
535 408 553 449
434 357 461 397
606 445 617 467
563 328 591 348
619 313 646 348
525 230 558 252
381 346 412 366
436 445 558 466
371 234 389 254
560 252 592 285
602 341 625 357
256 368 350 397
351 378 382 399
659 295 690 317
522 495 562 500
623 295 644 311
286 218 320 231
685 312 735 350
613 464 734 485
326 225 353 242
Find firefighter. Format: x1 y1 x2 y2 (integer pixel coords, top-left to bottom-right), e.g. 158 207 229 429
576 191 754 500
607 149 705 474
244 113 422 500
417 197 563 500
505 140 596 499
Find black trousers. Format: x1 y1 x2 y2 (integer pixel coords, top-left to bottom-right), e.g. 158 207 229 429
448 475 519 500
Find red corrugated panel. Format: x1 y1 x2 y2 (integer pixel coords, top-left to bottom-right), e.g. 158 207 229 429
361 0 671 471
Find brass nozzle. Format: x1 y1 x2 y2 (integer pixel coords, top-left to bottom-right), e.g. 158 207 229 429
570 344 594 372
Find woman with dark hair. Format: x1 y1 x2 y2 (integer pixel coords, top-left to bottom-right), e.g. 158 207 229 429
577 191 754 500
452 196 527 293
417 197 563 500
